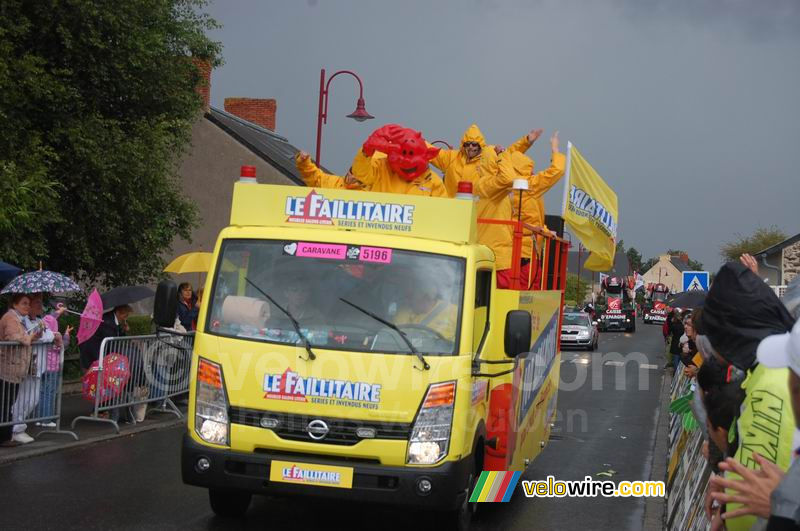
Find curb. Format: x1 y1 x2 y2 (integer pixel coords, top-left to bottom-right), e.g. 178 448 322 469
643 365 673 531
0 417 185 467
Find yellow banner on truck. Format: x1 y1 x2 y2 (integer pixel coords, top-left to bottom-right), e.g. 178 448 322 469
231 183 477 245
561 142 618 271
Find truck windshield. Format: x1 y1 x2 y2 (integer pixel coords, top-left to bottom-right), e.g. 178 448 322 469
606 284 623 295
652 292 667 302
205 239 465 356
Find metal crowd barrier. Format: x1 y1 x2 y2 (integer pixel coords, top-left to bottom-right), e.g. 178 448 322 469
665 370 711 530
71 332 194 433
0 340 78 442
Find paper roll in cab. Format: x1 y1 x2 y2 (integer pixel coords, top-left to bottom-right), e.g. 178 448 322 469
220 295 270 327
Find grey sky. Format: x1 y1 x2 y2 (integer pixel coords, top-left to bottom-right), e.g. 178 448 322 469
204 0 800 272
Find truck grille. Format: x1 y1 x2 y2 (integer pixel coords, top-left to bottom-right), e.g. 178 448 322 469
229 406 412 446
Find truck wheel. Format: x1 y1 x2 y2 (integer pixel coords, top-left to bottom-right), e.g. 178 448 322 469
445 462 477 531
209 489 252 517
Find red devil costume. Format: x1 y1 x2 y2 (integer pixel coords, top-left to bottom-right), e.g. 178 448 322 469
351 124 447 197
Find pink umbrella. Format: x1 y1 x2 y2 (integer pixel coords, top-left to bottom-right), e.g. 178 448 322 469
82 353 131 402
77 289 104 344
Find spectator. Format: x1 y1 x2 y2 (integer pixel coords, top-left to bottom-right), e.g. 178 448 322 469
0 294 41 446
698 359 745 461
78 304 134 424
37 307 72 427
682 312 700 377
669 309 685 368
700 262 796 531
11 293 59 443
709 318 800 529
176 282 198 331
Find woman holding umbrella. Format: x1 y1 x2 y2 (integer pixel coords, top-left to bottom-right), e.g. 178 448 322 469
176 283 199 331
0 294 42 446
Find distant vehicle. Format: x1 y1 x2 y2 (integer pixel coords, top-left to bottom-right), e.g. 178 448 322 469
560 312 599 350
642 283 670 325
595 276 636 333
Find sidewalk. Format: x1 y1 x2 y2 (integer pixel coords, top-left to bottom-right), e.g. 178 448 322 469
0 392 187 466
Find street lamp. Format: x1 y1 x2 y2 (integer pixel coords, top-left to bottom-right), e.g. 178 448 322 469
431 140 453 150
315 68 374 165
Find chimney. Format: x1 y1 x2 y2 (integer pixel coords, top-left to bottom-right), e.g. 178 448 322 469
224 98 276 131
192 58 212 112
679 253 689 264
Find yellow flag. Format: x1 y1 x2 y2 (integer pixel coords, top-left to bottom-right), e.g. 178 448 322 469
562 143 618 271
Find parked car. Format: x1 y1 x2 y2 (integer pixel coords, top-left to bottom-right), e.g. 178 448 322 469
560 312 599 351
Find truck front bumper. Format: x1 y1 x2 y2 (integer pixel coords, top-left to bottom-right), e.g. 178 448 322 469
182 434 472 510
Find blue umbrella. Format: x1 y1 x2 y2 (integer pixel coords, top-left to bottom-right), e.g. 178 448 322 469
0 261 21 286
0 270 81 294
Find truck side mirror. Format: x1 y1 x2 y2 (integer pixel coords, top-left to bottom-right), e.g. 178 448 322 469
154 280 178 328
504 310 532 358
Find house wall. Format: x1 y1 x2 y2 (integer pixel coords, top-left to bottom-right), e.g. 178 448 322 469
782 241 800 284
642 255 682 293
168 117 297 288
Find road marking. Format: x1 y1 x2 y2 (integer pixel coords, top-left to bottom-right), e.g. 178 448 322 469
603 361 659 369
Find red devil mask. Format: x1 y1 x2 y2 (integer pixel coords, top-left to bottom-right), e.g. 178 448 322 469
386 130 439 181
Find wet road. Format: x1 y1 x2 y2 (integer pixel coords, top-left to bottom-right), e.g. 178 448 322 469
0 322 667 531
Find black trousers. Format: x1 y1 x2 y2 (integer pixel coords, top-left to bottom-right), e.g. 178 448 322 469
1 378 20 442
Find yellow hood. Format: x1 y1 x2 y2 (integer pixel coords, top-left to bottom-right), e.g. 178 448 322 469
460 124 486 150
510 151 533 176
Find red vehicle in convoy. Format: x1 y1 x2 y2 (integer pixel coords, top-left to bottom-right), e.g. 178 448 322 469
595 276 636 333
642 283 670 325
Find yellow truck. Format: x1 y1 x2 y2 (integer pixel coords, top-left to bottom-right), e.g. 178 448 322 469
153 179 568 529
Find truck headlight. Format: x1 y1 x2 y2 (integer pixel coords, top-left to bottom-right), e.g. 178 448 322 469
407 381 456 465
195 358 229 446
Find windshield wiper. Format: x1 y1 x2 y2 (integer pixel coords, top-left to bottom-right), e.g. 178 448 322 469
245 277 316 361
339 297 430 371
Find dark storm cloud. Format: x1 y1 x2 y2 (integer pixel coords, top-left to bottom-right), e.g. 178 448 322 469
203 0 800 273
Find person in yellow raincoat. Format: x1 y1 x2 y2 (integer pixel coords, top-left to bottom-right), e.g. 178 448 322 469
474 131 564 289
295 151 366 190
508 132 567 283
351 124 447 197
395 275 458 340
431 124 541 197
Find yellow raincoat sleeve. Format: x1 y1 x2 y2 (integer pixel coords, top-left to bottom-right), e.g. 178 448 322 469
295 155 347 189
429 147 459 173
527 152 566 195
506 134 533 154
351 150 383 187
473 151 515 201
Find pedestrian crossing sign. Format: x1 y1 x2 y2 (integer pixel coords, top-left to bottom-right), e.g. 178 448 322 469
682 271 709 292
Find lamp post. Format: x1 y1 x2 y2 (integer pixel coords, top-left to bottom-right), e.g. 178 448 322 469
315 68 374 165
431 140 453 150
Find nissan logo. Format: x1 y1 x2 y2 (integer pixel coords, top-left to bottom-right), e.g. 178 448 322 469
306 419 329 440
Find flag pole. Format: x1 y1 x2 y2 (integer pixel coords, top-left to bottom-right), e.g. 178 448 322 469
561 141 573 216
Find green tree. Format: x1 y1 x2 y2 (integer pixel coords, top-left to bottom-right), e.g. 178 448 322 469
626 246 644 272
720 225 788 263
565 273 590 305
641 256 659 273
0 0 222 286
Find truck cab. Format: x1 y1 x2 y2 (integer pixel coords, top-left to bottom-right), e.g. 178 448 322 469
642 282 670 324
596 276 636 333
155 181 567 529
